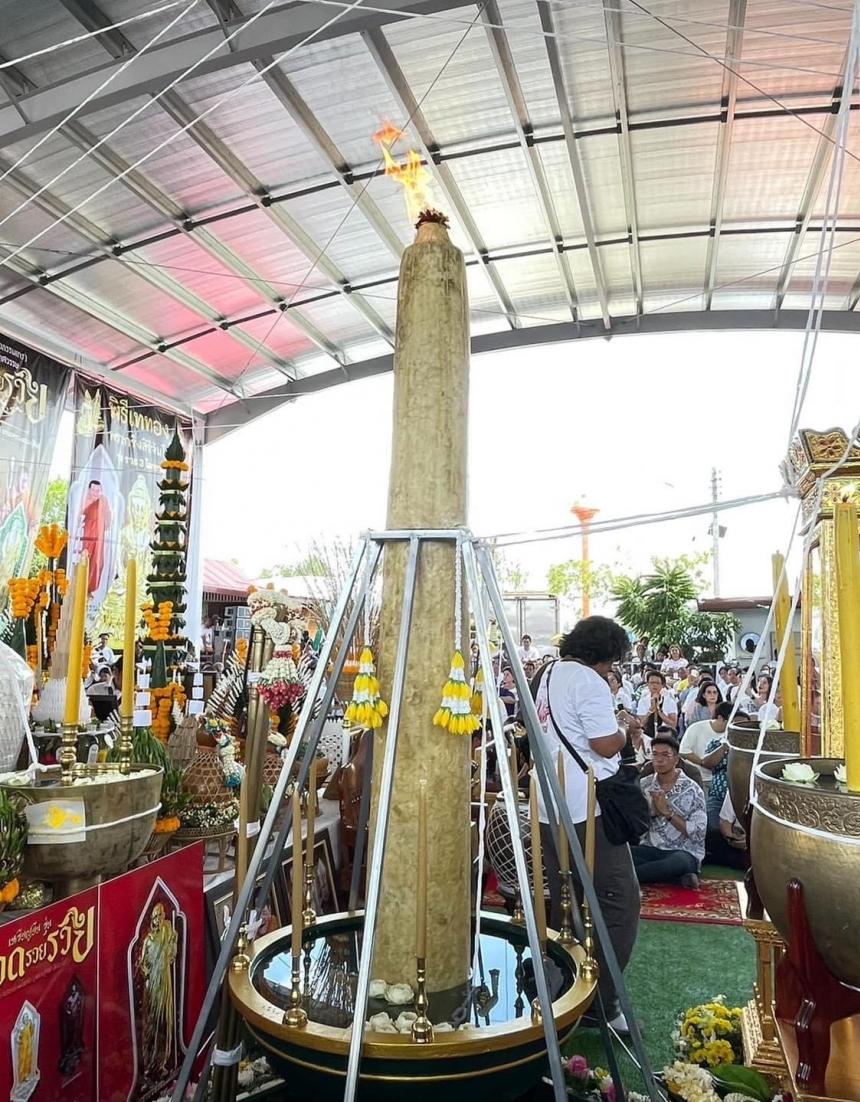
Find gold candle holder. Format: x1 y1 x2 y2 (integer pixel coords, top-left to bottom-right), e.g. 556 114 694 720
530 997 542 1025
284 955 307 1028
302 864 317 927
411 957 433 1043
60 722 79 784
580 899 598 984
118 713 133 776
231 923 250 973
558 876 575 946
511 889 525 925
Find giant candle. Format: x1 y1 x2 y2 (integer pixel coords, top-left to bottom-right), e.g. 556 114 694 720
372 214 471 991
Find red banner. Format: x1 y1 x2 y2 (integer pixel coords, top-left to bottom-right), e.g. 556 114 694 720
0 889 99 1102
0 843 204 1102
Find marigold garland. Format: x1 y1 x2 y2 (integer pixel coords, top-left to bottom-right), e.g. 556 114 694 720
433 650 480 735
234 637 249 666
151 683 187 741
143 600 174 642
34 523 68 560
8 577 39 619
81 643 93 680
343 647 389 730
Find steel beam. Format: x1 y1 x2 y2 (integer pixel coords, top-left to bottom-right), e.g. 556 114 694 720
602 0 643 314
0 0 476 149
774 50 848 310
363 25 519 328
254 59 404 261
57 0 133 58
156 89 394 347
536 0 611 328
0 251 241 396
0 311 195 417
203 307 860 438
481 0 577 319
703 0 746 310
0 150 304 379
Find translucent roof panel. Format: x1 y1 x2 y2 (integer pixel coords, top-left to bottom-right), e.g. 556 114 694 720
0 0 851 430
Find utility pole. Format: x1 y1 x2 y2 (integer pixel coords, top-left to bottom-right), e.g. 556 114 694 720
710 468 721 596
572 502 599 617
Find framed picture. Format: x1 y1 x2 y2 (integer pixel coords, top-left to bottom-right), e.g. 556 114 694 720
204 864 284 960
277 831 339 922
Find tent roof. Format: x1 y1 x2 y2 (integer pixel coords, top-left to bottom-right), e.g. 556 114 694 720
202 557 251 599
0 0 857 438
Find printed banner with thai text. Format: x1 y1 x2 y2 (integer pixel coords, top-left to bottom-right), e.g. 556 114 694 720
0 334 71 600
0 843 204 1102
69 378 191 639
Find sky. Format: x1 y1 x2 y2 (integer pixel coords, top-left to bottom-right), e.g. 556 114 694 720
189 326 860 603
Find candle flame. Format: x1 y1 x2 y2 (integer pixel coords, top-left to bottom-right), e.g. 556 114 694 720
373 121 436 224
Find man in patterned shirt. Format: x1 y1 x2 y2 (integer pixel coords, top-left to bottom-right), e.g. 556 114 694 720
632 734 707 889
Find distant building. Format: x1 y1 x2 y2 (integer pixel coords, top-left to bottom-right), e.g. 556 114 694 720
697 595 800 664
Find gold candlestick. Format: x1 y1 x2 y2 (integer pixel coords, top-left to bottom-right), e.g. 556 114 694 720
530 997 542 1025
284 954 307 1029
302 861 317 928
59 722 79 784
416 780 427 959
559 877 575 946
231 923 250 972
511 889 525 925
529 773 548 950
118 712 133 777
411 957 433 1043
581 766 598 981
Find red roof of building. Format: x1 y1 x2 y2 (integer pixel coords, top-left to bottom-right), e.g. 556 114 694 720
203 559 251 600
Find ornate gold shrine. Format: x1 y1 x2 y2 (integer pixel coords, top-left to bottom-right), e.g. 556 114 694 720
783 428 860 758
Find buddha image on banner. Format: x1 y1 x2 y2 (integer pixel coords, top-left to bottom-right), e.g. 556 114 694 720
0 336 70 600
69 380 190 637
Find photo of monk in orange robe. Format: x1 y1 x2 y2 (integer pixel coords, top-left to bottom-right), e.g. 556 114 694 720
80 480 112 595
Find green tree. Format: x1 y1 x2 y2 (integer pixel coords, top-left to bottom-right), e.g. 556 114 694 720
612 555 737 661
547 559 618 615
31 478 69 573
493 548 529 591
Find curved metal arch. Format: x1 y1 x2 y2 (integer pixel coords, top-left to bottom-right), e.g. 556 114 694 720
202 307 860 441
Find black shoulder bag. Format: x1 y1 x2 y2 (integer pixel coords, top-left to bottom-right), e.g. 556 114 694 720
542 662 650 847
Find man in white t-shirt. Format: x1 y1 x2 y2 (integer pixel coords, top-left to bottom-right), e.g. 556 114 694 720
532 616 640 1033
679 701 732 798
517 634 541 664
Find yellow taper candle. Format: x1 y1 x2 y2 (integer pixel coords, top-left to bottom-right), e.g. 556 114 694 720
291 787 304 958
305 755 317 871
771 552 800 731
834 501 860 791
121 557 136 719
416 779 427 959
64 556 89 726
529 773 547 947
557 750 570 875
585 767 596 876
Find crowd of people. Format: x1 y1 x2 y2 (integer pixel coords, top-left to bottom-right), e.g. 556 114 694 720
485 618 781 1034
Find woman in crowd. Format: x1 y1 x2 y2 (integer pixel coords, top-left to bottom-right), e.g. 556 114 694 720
687 680 723 724
608 668 633 711
752 674 781 723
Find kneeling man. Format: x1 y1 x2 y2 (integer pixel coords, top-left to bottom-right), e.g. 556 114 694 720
632 734 706 889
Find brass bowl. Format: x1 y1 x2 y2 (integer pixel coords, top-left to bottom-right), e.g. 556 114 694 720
230 911 595 1101
1 764 162 898
750 757 860 986
727 723 800 817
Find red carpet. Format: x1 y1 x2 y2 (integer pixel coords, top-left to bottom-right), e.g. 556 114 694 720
481 870 508 912
640 878 742 926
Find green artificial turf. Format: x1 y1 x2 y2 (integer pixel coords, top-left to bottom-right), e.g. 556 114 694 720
564 919 756 1089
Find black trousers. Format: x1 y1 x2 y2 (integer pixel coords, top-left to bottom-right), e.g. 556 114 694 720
540 817 640 1018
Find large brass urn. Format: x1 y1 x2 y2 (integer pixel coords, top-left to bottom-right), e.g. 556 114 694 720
727 722 800 818
750 757 860 986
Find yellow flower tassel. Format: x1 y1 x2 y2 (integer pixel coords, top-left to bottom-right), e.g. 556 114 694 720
433 650 480 736
343 647 389 730
470 667 484 715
